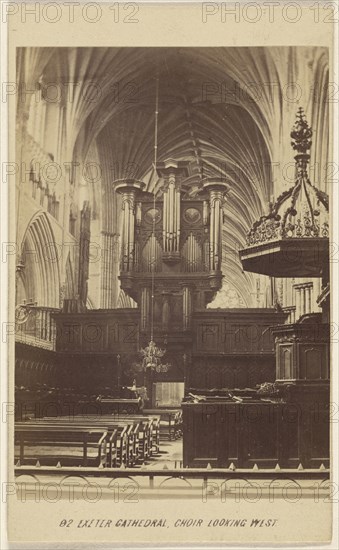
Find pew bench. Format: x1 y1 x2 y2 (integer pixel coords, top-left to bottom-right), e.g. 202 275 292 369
16 420 132 467
110 416 160 456
16 418 142 467
143 409 182 440
16 411 162 467
36 414 160 460
15 426 107 467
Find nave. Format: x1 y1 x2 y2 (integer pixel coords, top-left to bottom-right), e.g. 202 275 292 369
14 46 330 486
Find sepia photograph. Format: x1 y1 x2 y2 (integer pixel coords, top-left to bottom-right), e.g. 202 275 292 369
2 3 337 546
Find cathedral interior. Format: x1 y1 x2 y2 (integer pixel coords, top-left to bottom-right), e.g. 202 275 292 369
14 47 330 476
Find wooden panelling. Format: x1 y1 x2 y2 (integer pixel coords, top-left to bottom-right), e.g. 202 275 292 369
188 356 275 390
54 309 140 354
192 309 286 355
183 390 329 468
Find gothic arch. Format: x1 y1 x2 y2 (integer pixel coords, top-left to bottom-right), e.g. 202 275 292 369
20 212 60 308
117 289 137 309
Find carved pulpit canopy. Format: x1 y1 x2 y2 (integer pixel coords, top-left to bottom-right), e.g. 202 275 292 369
239 108 329 278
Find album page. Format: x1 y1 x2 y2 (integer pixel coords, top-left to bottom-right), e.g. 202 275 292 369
2 1 338 547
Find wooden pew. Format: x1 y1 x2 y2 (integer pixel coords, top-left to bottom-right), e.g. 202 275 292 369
16 420 125 467
16 418 139 467
16 411 162 467
33 414 161 458
90 414 161 457
143 409 182 440
65 416 156 464
109 416 160 456
107 424 129 467
14 425 107 467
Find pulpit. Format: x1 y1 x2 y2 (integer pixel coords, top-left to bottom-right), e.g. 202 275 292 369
239 108 330 467
183 108 330 469
239 108 329 278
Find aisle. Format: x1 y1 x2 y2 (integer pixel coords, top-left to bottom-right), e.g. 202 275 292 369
137 438 183 470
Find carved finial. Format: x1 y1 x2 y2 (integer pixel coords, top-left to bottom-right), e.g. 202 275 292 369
290 107 312 154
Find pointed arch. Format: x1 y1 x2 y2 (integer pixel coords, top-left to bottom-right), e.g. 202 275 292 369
117 289 137 309
20 212 60 308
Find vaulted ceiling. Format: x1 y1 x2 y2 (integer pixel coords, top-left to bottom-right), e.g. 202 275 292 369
18 46 329 306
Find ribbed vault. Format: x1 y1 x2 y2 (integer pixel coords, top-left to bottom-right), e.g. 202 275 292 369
18 46 329 308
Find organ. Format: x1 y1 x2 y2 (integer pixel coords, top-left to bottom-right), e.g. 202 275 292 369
47 157 284 403
115 161 230 337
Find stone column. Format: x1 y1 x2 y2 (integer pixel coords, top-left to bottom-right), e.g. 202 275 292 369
295 286 301 320
306 284 312 313
302 286 307 316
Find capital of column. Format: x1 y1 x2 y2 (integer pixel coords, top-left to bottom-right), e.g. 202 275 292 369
201 177 230 199
114 179 145 196
114 179 145 212
294 282 313 290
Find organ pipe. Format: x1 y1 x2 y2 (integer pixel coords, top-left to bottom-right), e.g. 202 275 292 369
176 189 180 246
167 190 170 251
182 234 202 272
173 183 177 251
163 193 167 250
161 171 182 254
202 181 228 271
210 197 215 270
203 200 209 226
136 202 142 226
170 178 175 251
114 180 145 272
188 233 193 271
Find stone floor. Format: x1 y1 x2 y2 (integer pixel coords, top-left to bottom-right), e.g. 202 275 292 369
15 434 330 500
139 438 183 470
